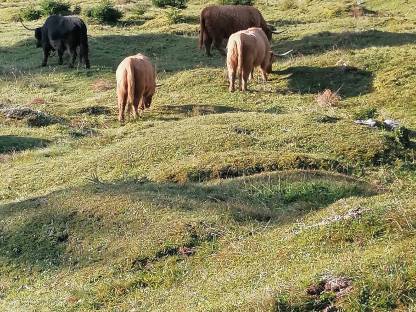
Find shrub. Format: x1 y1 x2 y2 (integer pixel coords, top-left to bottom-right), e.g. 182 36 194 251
219 0 253 5
152 0 187 9
165 7 184 24
39 0 71 16
86 1 123 24
19 7 42 21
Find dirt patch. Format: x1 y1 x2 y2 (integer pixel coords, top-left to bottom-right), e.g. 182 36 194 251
30 98 46 105
91 79 113 92
1 107 61 127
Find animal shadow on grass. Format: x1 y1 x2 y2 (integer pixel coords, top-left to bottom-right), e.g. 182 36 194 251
277 66 373 97
0 135 50 154
134 104 244 122
155 104 243 116
1 33 222 73
273 30 416 55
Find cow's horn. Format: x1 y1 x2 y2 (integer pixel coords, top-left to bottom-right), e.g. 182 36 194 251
276 49 293 57
271 30 285 35
156 83 163 87
20 19 37 31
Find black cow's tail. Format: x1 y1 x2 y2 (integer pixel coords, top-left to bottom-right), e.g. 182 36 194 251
80 23 90 68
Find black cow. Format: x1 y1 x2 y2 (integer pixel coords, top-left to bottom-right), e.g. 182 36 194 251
23 15 90 68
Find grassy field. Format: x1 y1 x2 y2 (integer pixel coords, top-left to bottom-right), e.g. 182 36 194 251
0 0 415 310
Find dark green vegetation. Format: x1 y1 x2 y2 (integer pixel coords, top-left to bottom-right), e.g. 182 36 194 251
86 1 123 24
152 0 188 9
0 0 415 310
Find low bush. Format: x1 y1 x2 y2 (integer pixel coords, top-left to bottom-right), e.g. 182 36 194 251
152 0 187 9
19 7 42 21
39 0 71 16
85 1 123 24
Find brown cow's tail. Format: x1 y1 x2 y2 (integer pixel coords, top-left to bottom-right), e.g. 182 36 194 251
126 62 135 106
199 14 205 49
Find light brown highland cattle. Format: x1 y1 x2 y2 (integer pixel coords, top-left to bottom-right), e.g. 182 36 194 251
226 27 276 92
116 53 156 123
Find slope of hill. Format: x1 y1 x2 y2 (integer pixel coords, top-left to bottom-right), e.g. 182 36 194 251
0 0 415 310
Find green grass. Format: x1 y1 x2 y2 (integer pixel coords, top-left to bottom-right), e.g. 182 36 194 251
0 0 415 310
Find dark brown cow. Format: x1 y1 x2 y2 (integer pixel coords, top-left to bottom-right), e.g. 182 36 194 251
199 5 274 56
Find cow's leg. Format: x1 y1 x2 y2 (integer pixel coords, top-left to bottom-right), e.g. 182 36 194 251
80 43 90 69
242 69 250 92
133 96 142 119
204 36 213 57
118 95 127 124
214 39 225 56
69 48 77 68
58 48 64 65
249 69 254 81
260 69 268 82
41 47 51 67
228 67 236 92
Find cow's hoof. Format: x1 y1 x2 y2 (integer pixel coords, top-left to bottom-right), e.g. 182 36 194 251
85 63 90 69
41 63 47 67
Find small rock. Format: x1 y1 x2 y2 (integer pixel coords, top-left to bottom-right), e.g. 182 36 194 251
354 118 378 127
383 119 400 130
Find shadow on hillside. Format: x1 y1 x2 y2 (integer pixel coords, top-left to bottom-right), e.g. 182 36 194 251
273 30 416 55
0 171 379 269
0 135 50 154
277 66 373 97
0 33 222 74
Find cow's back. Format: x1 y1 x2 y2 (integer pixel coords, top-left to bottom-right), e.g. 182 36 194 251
43 15 86 42
117 54 155 94
202 5 266 40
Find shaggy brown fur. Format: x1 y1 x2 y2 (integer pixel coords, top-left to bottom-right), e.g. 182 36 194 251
199 5 271 56
116 54 156 123
226 27 276 92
